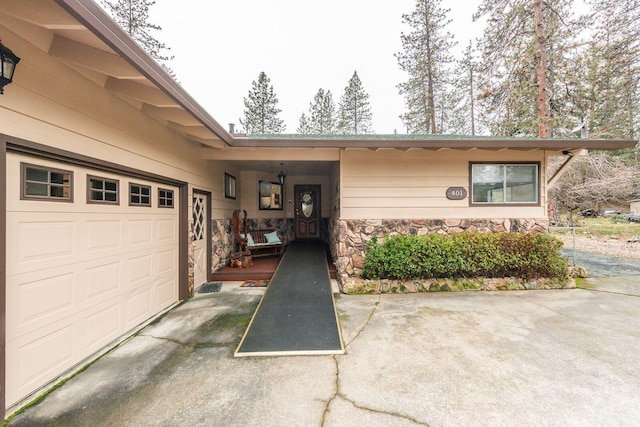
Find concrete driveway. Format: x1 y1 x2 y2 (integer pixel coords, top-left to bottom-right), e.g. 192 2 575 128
7 281 640 426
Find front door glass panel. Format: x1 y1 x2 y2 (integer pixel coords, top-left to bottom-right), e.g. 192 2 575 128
301 190 314 217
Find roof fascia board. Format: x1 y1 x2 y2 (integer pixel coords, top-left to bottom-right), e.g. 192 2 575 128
54 0 233 145
232 137 637 151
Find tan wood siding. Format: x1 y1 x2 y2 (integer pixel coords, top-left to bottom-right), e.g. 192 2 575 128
341 149 546 220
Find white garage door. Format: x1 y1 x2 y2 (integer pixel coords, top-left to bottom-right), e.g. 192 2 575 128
5 153 180 407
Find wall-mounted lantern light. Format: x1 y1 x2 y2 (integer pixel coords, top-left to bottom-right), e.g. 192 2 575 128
277 163 286 185
0 39 20 94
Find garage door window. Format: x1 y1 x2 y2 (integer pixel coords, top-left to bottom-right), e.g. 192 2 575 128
88 175 119 204
158 188 174 208
21 163 73 201
130 183 151 206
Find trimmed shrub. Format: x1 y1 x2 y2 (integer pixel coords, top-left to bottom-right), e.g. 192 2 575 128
362 232 568 281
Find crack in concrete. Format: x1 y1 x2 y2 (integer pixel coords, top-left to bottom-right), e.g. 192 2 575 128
338 393 431 426
579 287 640 298
344 294 381 347
145 334 237 349
320 355 340 426
143 334 188 347
320 296 431 426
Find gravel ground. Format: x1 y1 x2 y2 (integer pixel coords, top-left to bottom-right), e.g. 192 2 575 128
555 233 640 261
556 233 640 277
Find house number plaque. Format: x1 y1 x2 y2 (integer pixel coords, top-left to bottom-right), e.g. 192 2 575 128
446 187 467 200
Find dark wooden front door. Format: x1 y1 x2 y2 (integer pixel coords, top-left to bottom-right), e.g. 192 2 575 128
294 184 321 239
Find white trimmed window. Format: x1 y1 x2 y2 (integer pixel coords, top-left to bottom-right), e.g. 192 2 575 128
471 163 539 205
22 163 73 201
88 175 119 204
130 183 151 206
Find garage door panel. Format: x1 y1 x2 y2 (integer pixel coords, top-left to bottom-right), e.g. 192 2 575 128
124 288 152 330
156 248 176 274
7 324 75 406
128 219 154 245
157 218 177 242
8 238 179 341
156 276 177 307
84 302 122 350
17 221 75 261
9 273 75 333
6 154 181 407
18 325 74 384
85 261 122 299
86 219 122 252
7 214 77 276
127 254 153 286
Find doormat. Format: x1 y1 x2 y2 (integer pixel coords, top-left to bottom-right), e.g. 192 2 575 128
240 280 269 288
196 282 222 293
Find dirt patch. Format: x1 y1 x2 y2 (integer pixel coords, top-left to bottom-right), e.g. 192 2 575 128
555 233 640 261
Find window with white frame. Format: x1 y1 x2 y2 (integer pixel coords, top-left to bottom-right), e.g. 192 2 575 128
21 163 73 201
129 183 151 206
88 175 119 204
470 163 539 205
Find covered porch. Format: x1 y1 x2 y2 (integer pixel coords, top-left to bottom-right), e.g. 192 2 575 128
211 245 338 282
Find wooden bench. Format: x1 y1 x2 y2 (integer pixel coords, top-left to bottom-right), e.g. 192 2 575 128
243 228 284 258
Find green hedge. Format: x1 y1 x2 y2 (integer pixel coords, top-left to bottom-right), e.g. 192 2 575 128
362 232 568 281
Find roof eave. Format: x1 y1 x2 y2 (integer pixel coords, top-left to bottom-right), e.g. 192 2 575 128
54 0 233 146
230 136 638 151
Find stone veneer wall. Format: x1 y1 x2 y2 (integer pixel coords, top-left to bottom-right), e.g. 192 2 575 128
211 218 234 270
329 218 550 287
209 218 295 275
247 218 295 244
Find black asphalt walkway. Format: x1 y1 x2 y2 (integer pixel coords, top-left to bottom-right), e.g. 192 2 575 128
235 240 344 356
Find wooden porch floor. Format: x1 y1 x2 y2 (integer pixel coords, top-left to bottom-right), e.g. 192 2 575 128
211 244 337 281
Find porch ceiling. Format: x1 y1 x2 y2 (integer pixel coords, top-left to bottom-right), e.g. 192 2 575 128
0 0 231 149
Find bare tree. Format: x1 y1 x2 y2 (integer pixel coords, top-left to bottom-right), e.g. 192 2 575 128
549 152 639 225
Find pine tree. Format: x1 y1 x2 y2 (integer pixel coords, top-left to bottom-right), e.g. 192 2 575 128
447 42 480 135
573 0 640 138
474 0 578 137
338 71 373 134
309 89 338 134
240 72 286 134
101 0 174 73
297 112 312 134
396 0 456 134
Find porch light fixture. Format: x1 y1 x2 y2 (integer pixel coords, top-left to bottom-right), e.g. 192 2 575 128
0 39 20 94
277 163 286 185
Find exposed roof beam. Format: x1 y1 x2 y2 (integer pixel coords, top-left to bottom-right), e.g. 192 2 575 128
141 104 201 126
49 35 144 78
105 77 178 106
182 134 225 149
167 122 224 140
1 0 81 29
55 0 233 146
547 149 587 188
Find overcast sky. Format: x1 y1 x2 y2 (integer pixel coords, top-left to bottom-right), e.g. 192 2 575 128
148 0 485 134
